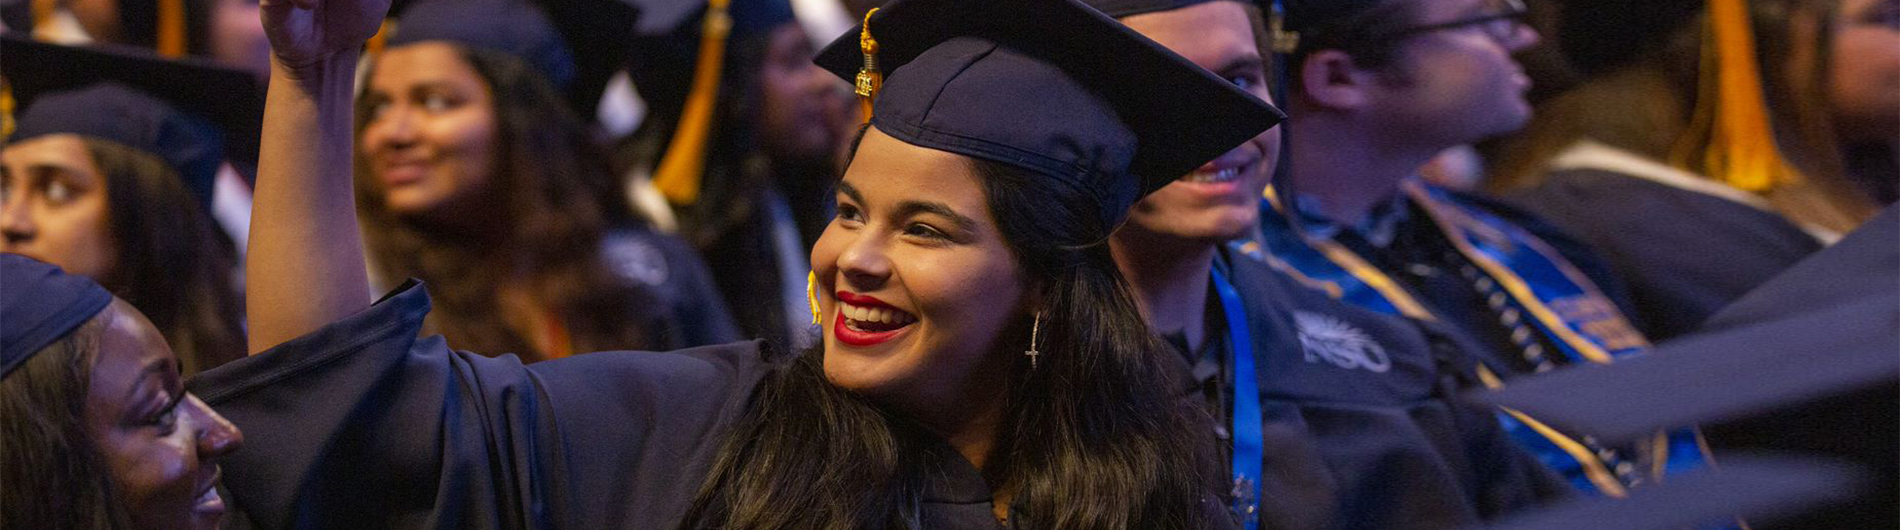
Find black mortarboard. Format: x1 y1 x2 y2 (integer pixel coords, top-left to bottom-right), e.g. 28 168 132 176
3 36 263 208
1084 0 1226 18
1 254 113 378
812 0 1284 228
1482 455 1865 530
387 0 640 119
624 0 799 123
1477 205 1900 442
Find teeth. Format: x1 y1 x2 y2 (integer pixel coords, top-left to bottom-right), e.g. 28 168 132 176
840 302 916 326
1185 166 1241 183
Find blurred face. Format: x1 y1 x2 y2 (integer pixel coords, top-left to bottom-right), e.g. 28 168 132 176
210 0 271 79
359 43 500 221
1 135 118 280
811 128 1028 414
85 300 243 530
1367 0 1539 145
1120 1 1281 242
759 23 851 164
1829 0 1900 144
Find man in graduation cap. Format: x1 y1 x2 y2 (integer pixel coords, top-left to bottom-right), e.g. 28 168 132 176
1088 1 1569 528
1247 0 1721 499
2 37 258 376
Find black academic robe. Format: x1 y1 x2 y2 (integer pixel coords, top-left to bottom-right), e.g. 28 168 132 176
601 226 743 351
1334 191 1641 376
189 281 1019 530
1506 168 1824 342
1189 248 1569 530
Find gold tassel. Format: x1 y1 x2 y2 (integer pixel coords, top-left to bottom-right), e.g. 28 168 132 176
1 78 16 138
651 0 733 206
365 19 396 57
157 0 186 57
854 8 881 124
30 0 54 30
1669 0 1799 193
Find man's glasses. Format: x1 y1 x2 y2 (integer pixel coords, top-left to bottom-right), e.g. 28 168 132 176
1378 0 1529 43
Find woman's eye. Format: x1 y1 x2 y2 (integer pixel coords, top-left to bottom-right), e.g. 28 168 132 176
367 99 392 120
43 181 74 204
421 94 455 112
1228 74 1253 91
148 398 180 433
903 223 949 241
835 204 864 224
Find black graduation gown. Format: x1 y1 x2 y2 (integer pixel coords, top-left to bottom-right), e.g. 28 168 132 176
190 281 1038 529
1331 191 1642 376
601 226 744 350
1505 168 1824 342
1192 248 1569 530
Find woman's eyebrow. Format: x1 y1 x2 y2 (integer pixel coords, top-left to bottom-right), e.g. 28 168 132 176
894 200 979 232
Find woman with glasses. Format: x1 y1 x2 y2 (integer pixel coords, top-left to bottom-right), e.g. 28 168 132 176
192 0 1282 527
1490 0 1896 342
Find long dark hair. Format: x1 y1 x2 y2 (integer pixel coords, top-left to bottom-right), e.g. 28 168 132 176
678 156 1223 529
0 316 129 529
85 139 245 376
355 45 661 360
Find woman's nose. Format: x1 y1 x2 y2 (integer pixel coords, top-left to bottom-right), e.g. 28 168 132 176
185 394 243 459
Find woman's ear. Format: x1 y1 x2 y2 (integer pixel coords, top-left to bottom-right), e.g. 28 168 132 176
1297 50 1377 111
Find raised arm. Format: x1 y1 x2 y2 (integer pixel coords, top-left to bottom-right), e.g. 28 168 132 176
246 0 389 353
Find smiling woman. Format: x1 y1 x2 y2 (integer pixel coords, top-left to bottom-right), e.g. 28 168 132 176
349 0 741 360
193 0 1280 527
0 255 243 530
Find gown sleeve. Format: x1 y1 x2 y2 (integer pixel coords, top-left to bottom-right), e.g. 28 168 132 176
187 280 773 530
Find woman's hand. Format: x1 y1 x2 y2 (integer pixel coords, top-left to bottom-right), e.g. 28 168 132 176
261 0 389 74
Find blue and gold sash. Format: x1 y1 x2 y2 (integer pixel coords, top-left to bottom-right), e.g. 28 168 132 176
1245 179 1709 496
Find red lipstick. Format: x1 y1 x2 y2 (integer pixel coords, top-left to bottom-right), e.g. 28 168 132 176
832 291 912 347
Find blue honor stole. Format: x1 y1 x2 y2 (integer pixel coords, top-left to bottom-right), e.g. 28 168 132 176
1246 179 1711 497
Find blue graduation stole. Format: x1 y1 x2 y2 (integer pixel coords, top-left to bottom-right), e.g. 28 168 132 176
1244 179 1710 497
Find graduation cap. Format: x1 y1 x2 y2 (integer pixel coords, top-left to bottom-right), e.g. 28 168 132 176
1476 205 1900 443
1 253 113 379
811 0 1285 228
384 0 640 120
2 35 263 210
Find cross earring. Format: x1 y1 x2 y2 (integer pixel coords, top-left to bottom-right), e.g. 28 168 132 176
1025 311 1043 369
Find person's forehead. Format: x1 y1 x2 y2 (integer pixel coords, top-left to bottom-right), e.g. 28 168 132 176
842 128 988 211
370 43 488 90
1121 1 1261 67
86 303 169 406
2 135 100 174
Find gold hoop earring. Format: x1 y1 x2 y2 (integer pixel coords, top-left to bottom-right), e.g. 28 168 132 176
1025 311 1043 369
